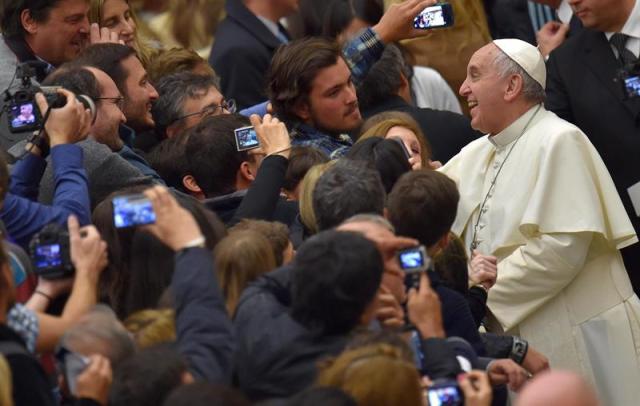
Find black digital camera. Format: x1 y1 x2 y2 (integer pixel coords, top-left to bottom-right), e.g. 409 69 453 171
4 62 95 133
29 223 73 279
618 61 640 99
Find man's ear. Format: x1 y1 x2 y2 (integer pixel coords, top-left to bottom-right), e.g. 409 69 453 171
239 161 256 183
20 9 38 35
504 74 524 102
165 123 181 139
182 174 204 196
292 100 311 123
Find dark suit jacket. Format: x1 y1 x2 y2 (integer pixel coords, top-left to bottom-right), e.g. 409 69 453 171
546 29 640 290
363 96 482 163
208 0 287 109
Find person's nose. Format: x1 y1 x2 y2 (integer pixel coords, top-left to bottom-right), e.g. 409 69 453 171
459 78 471 98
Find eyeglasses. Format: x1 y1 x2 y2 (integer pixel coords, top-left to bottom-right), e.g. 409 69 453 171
171 99 237 124
96 96 125 110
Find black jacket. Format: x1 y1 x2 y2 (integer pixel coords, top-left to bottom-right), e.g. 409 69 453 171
203 155 298 227
546 28 640 291
0 324 55 406
208 0 288 108
363 96 482 163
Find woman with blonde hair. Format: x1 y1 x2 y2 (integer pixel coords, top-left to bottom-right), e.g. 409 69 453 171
359 111 436 170
88 0 157 66
214 230 277 316
316 343 423 406
297 161 336 240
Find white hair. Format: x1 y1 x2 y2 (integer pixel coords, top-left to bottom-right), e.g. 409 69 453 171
493 49 546 104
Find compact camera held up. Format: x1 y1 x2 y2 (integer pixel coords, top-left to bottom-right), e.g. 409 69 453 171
3 62 96 134
29 223 74 279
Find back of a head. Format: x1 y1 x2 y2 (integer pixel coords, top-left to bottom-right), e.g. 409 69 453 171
267 37 342 123
347 137 411 193
1 0 60 38
185 114 251 198
72 43 137 92
92 187 225 318
109 343 187 406
151 72 220 138
60 305 135 369
214 229 277 315
163 382 250 406
229 219 290 266
516 371 600 406
148 47 215 84
322 0 383 40
283 146 330 198
299 161 336 234
42 66 101 101
316 344 422 406
123 308 176 350
313 159 385 231
286 387 356 406
146 132 192 193
291 230 383 335
387 170 459 248
357 44 411 112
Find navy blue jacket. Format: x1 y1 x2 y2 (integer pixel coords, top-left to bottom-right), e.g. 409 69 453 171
208 0 287 109
172 247 235 383
1 144 90 247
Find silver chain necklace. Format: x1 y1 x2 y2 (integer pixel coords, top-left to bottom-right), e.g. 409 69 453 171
469 105 542 252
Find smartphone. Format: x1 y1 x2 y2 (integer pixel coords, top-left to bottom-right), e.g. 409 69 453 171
112 194 156 228
55 346 90 395
408 329 427 374
234 125 260 151
413 3 454 30
397 245 430 274
427 379 464 406
624 75 640 98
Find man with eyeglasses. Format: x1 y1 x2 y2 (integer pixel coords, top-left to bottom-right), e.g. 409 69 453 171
147 72 235 153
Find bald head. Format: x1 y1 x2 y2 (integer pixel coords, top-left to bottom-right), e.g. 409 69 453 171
517 371 600 406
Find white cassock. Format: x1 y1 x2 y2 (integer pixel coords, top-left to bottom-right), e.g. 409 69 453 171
440 104 640 405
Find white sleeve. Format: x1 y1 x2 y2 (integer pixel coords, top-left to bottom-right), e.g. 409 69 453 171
487 232 592 330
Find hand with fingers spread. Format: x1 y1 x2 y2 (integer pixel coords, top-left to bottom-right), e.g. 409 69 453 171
407 272 445 338
68 215 108 280
487 358 529 392
74 354 112 405
142 185 203 251
89 23 125 45
376 286 405 330
34 89 92 146
372 0 437 43
468 250 498 290
249 113 291 158
458 371 493 406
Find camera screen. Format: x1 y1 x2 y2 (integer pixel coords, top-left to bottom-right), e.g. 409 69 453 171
113 195 156 228
10 102 37 129
625 75 640 98
34 244 62 269
399 249 425 270
235 126 260 151
428 385 462 406
414 5 446 29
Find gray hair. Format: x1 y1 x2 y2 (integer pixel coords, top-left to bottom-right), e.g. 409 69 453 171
60 304 136 368
493 50 546 104
341 214 396 233
151 72 221 135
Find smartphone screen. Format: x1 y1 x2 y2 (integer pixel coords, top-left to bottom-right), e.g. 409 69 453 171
427 384 463 406
413 3 454 30
234 126 260 151
113 194 156 228
33 243 63 269
397 246 430 273
625 75 640 98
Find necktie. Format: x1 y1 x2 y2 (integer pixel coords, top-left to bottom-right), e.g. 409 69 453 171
275 27 289 44
610 33 638 66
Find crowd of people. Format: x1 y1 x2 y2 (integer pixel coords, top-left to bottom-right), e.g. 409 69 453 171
0 0 638 405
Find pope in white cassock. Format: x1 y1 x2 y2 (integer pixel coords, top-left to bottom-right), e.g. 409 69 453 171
440 39 640 405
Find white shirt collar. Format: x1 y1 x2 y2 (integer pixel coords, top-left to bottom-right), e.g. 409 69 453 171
605 0 640 40
256 15 281 39
489 104 541 148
